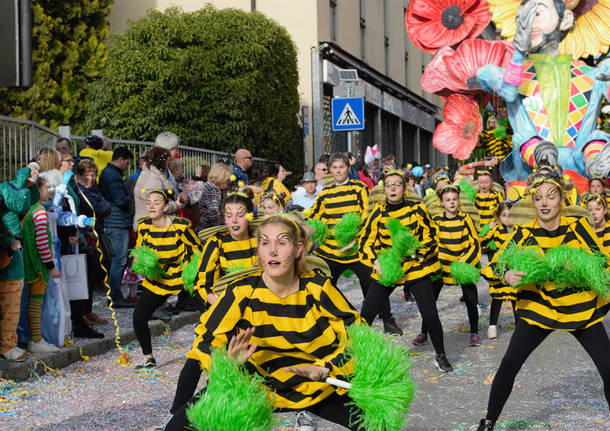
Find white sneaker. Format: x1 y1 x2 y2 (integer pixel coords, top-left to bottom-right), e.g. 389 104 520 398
0 346 28 361
487 325 497 339
295 411 318 431
28 339 60 353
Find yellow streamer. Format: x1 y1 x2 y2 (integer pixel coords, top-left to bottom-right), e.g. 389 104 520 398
75 182 130 366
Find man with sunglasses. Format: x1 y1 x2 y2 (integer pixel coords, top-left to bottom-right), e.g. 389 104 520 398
232 149 253 184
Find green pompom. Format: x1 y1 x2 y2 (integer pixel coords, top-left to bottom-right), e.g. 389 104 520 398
430 273 442 282
377 248 404 287
488 240 497 251
344 324 415 431
386 218 421 257
130 247 166 280
186 347 275 431
226 263 246 274
493 124 507 139
479 223 491 238
546 246 610 297
335 212 361 249
450 261 480 285
341 269 354 278
182 252 202 295
306 219 328 245
495 242 550 286
459 180 477 204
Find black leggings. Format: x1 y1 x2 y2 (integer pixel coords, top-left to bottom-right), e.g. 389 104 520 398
422 283 478 334
486 319 610 423
166 389 365 431
361 278 445 355
170 358 203 414
489 299 517 326
325 258 392 321
419 278 443 334
132 288 169 355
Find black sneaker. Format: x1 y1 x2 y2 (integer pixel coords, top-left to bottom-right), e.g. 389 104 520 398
108 297 136 309
73 325 104 339
477 419 495 431
150 307 172 322
411 333 428 346
434 353 453 373
134 357 156 369
383 318 403 336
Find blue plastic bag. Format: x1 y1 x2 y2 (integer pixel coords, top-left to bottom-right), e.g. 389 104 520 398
40 276 65 347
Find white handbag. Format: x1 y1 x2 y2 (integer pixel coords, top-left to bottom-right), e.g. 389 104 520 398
61 244 89 301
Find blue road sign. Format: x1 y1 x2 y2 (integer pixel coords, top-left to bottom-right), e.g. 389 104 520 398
332 97 365 131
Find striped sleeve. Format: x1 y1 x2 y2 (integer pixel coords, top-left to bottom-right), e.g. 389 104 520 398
481 225 526 281
194 236 222 300
566 217 607 257
461 214 481 266
414 202 438 260
33 208 52 263
358 205 382 267
480 223 498 249
308 189 326 221
194 283 253 370
312 277 361 374
181 222 202 261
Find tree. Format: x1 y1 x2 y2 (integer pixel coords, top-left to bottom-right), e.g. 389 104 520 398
0 0 113 131
85 6 303 175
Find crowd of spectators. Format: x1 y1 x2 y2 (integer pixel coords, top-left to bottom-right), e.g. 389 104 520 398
0 131 443 362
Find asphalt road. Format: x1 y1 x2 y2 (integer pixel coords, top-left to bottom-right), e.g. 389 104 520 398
1 276 608 431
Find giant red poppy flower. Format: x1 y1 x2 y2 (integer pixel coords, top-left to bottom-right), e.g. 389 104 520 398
421 39 514 97
433 95 483 160
406 0 492 54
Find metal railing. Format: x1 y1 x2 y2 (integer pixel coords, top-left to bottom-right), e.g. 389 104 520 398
0 115 60 182
71 135 272 179
0 114 273 182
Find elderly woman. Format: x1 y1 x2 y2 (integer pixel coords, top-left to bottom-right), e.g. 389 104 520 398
477 171 610 431
133 147 186 231
196 163 232 231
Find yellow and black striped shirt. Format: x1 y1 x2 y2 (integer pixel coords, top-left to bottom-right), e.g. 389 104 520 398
135 217 202 296
480 223 518 300
484 216 610 331
433 211 481 285
308 179 369 263
359 200 440 285
194 232 258 301
475 191 503 227
186 268 361 409
595 219 610 254
480 129 511 160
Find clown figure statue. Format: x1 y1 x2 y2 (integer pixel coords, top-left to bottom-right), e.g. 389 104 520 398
476 0 610 182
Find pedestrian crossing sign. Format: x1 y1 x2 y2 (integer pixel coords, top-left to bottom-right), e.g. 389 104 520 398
332 97 365 131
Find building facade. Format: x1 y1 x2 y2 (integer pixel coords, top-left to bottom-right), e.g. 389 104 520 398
108 0 447 170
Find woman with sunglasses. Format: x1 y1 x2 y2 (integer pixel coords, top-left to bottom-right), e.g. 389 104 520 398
477 172 610 430
359 170 453 372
